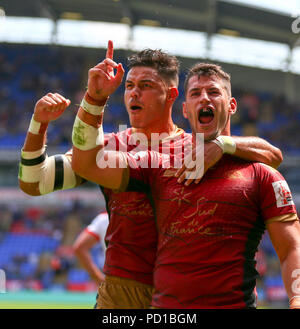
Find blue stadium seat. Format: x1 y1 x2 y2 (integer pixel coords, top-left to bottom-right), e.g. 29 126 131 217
0 233 59 276
67 268 90 283
20 262 37 278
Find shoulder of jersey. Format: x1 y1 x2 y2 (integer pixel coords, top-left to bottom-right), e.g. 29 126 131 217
257 162 279 174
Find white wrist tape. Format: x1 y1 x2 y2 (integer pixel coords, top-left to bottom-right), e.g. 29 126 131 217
72 115 104 151
28 115 45 135
212 135 236 154
80 98 105 116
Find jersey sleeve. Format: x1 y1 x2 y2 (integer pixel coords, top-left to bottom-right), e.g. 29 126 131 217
118 150 163 194
86 212 109 241
119 150 152 194
257 163 298 223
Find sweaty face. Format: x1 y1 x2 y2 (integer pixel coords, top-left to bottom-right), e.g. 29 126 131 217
124 67 169 131
183 75 236 141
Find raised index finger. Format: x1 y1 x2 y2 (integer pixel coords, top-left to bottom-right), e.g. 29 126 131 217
106 40 114 60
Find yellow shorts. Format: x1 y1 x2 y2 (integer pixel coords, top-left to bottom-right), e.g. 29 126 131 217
97 275 154 309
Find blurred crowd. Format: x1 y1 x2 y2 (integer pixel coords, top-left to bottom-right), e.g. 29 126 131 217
0 202 104 293
0 44 300 154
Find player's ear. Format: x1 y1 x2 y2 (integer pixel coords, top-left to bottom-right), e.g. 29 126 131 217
167 87 179 102
229 97 237 116
182 102 188 119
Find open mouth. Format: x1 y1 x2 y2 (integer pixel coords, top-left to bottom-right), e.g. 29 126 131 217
130 105 143 111
198 107 214 124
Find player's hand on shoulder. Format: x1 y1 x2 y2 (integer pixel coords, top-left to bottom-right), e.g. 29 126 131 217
87 40 125 101
33 92 71 123
174 139 223 186
174 144 204 186
203 139 223 171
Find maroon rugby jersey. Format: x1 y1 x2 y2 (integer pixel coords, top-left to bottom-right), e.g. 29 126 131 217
101 127 185 285
126 141 297 308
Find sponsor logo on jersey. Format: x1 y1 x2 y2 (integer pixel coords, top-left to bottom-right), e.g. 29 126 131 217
272 180 294 208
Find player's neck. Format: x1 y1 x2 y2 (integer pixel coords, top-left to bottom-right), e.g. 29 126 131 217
191 128 232 144
132 119 176 141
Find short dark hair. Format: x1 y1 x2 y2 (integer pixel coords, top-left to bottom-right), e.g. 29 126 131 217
127 49 179 87
184 63 231 96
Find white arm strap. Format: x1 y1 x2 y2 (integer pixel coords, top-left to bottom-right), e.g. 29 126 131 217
19 149 77 195
212 135 236 154
72 116 104 151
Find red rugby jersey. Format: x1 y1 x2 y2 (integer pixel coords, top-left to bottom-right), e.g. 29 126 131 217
101 127 185 285
126 144 297 308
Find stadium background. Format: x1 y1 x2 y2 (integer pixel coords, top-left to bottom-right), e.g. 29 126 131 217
0 0 300 308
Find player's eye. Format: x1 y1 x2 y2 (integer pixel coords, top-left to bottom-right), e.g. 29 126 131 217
125 83 133 89
209 90 220 95
142 83 152 88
